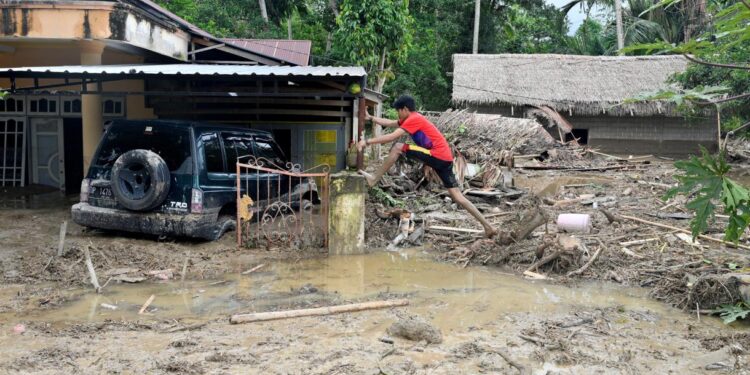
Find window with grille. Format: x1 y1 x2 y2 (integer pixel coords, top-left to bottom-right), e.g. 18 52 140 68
102 97 125 117
0 96 25 115
28 96 59 115
62 98 82 115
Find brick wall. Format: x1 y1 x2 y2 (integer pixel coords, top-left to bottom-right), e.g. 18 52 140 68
471 104 718 156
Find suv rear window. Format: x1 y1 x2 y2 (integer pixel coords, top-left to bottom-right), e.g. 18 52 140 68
95 124 191 172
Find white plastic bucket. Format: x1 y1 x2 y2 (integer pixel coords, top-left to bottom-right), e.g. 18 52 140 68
557 214 592 234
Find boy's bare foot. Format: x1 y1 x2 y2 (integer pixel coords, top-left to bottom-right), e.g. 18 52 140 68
358 170 375 187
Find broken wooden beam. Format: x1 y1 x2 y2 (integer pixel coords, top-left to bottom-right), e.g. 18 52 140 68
428 225 483 234
619 214 750 251
230 299 409 324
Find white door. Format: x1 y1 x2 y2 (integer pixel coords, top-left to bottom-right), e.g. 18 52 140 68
30 118 65 190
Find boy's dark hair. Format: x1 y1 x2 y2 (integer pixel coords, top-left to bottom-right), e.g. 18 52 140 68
392 95 416 111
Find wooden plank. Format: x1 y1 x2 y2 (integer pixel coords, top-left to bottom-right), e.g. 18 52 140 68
230 299 409 324
428 225 483 234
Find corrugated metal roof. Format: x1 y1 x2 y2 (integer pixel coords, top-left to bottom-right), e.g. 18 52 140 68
224 39 312 66
0 64 366 78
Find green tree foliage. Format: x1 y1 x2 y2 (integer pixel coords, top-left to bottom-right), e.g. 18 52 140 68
332 0 413 92
497 2 569 53
665 147 750 242
622 0 749 131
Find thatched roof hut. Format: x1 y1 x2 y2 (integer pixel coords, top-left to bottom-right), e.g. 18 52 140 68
452 54 688 117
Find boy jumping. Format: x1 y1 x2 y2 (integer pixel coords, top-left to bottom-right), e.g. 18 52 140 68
358 95 497 238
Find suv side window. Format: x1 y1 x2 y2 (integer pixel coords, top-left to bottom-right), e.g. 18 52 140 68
202 133 224 173
222 133 254 172
254 138 286 167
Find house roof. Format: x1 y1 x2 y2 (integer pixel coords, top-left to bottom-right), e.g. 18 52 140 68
123 0 212 38
224 39 312 66
0 64 366 78
452 54 689 116
123 0 295 66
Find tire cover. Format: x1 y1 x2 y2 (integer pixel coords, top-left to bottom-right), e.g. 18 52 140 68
111 149 171 211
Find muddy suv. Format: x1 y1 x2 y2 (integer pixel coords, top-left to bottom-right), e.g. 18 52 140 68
72 119 315 240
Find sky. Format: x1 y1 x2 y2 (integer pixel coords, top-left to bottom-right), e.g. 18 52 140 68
546 0 608 35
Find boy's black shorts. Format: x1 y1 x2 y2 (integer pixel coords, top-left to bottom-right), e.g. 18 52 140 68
403 147 458 189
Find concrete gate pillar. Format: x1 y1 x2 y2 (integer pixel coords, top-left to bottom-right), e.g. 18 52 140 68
328 172 367 255
80 41 105 173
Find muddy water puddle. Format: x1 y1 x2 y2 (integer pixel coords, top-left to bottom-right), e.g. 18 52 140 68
0 250 733 333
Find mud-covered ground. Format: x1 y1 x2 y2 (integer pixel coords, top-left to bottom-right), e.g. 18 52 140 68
1 168 750 374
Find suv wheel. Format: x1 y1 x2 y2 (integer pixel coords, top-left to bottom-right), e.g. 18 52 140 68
111 149 171 211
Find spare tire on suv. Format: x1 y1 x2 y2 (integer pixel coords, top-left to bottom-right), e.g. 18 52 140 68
111 149 171 211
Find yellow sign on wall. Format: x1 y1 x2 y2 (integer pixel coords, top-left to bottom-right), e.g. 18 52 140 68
315 130 337 144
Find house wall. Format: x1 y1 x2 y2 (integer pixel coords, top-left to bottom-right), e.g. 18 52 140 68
0 3 190 60
576 116 717 156
472 104 718 156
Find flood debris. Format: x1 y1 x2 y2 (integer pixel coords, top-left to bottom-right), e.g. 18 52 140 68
364 109 750 319
56 221 67 257
82 245 101 293
241 263 266 275
387 315 443 344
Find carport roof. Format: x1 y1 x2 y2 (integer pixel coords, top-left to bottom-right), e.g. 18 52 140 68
0 64 367 79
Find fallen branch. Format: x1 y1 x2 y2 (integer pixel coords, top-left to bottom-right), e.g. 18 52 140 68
510 208 547 243
619 214 750 251
39 256 54 275
525 250 562 273
558 317 594 328
566 240 605 277
138 294 156 315
484 346 531 375
599 208 620 224
82 245 102 293
242 263 266 275
230 299 409 324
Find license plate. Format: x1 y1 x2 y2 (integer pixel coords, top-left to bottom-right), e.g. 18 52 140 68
91 186 113 198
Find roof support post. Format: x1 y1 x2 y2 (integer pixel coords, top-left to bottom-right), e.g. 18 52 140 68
80 41 105 174
356 77 367 170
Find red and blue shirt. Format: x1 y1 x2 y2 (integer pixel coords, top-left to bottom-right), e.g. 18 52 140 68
399 112 453 162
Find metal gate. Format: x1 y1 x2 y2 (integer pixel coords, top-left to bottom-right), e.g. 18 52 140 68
236 157 330 249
